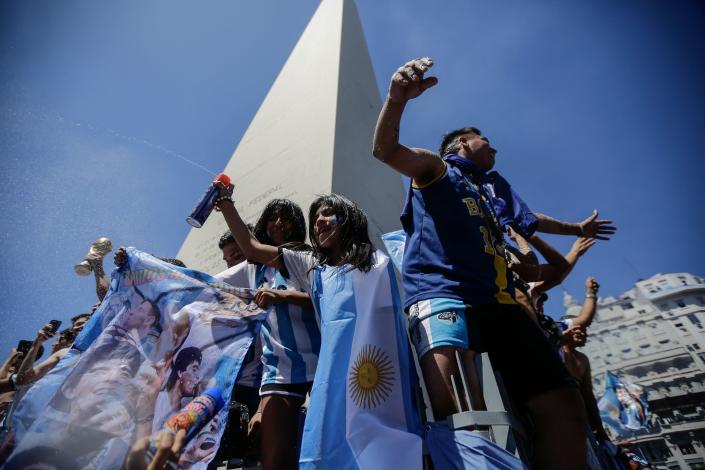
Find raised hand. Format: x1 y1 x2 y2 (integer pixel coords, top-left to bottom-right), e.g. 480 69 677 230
571 237 596 257
579 210 616 240
585 277 600 294
36 323 55 344
562 326 587 347
388 58 438 104
215 182 234 199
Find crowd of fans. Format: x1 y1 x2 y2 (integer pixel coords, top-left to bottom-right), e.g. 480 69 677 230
0 57 655 470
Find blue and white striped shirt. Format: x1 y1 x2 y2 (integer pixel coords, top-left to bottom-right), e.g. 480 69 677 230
216 261 320 385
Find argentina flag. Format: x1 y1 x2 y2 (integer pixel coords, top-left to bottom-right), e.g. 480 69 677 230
598 371 649 436
300 251 423 469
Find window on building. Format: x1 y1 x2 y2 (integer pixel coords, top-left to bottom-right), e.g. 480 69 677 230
638 309 647 314
678 443 696 455
677 300 686 308
623 302 634 310
687 313 703 329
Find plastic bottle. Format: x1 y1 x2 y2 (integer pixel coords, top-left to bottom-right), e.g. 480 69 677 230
145 387 225 466
186 173 231 228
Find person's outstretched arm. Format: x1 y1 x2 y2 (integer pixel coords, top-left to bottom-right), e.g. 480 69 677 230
87 256 110 301
373 58 444 186
571 277 600 329
214 184 283 270
534 236 596 292
0 348 22 379
534 210 616 240
508 228 594 286
15 324 54 386
578 354 610 441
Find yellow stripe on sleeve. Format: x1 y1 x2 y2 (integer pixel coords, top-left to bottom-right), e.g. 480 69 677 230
411 161 447 189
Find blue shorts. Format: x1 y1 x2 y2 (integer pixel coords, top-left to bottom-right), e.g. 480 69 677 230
408 298 468 358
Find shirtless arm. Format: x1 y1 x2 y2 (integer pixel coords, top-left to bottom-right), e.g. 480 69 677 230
373 58 444 187
214 185 283 270
535 210 616 241
578 352 610 440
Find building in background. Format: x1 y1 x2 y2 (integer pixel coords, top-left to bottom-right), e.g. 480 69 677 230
564 272 705 469
177 0 405 274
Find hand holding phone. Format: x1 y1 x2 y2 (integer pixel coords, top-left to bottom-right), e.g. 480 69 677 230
17 340 32 355
49 320 62 333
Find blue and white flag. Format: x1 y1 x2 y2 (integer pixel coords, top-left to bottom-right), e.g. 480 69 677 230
381 229 406 273
8 248 267 470
300 251 423 469
425 422 526 470
598 371 649 436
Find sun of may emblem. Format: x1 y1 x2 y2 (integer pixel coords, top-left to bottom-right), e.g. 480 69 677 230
349 344 395 409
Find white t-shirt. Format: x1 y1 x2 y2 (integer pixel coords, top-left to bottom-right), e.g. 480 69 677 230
215 257 320 385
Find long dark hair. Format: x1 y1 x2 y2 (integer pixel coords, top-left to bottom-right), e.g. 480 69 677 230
308 194 374 273
253 199 307 246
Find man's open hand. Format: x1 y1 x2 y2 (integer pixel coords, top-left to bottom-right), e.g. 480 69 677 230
579 210 616 240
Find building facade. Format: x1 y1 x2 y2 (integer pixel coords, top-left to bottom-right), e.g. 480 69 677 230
564 272 705 469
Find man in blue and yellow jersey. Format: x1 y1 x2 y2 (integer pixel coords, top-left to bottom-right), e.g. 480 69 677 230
373 57 615 470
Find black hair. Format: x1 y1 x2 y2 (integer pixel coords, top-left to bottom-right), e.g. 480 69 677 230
218 230 236 249
438 126 482 156
71 312 91 324
308 194 374 273
254 199 307 246
59 328 75 342
166 346 202 391
219 225 255 250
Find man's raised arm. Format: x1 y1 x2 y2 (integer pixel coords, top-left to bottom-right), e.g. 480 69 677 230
373 58 444 186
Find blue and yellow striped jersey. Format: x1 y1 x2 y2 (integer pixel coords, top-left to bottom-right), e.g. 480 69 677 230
401 161 516 310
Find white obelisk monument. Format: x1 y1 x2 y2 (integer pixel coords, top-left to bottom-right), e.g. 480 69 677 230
177 0 404 274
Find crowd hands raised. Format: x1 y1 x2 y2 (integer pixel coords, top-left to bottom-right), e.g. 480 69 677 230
1 314 90 400
2 56 651 470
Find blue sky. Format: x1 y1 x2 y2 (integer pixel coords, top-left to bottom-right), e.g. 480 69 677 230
1 0 704 354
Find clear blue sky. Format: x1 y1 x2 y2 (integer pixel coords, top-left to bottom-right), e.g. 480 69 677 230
1 0 704 354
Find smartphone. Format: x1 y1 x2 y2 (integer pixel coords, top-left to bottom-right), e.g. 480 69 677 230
49 320 62 333
17 340 32 354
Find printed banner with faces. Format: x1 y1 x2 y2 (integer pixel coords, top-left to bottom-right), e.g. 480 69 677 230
9 248 267 469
